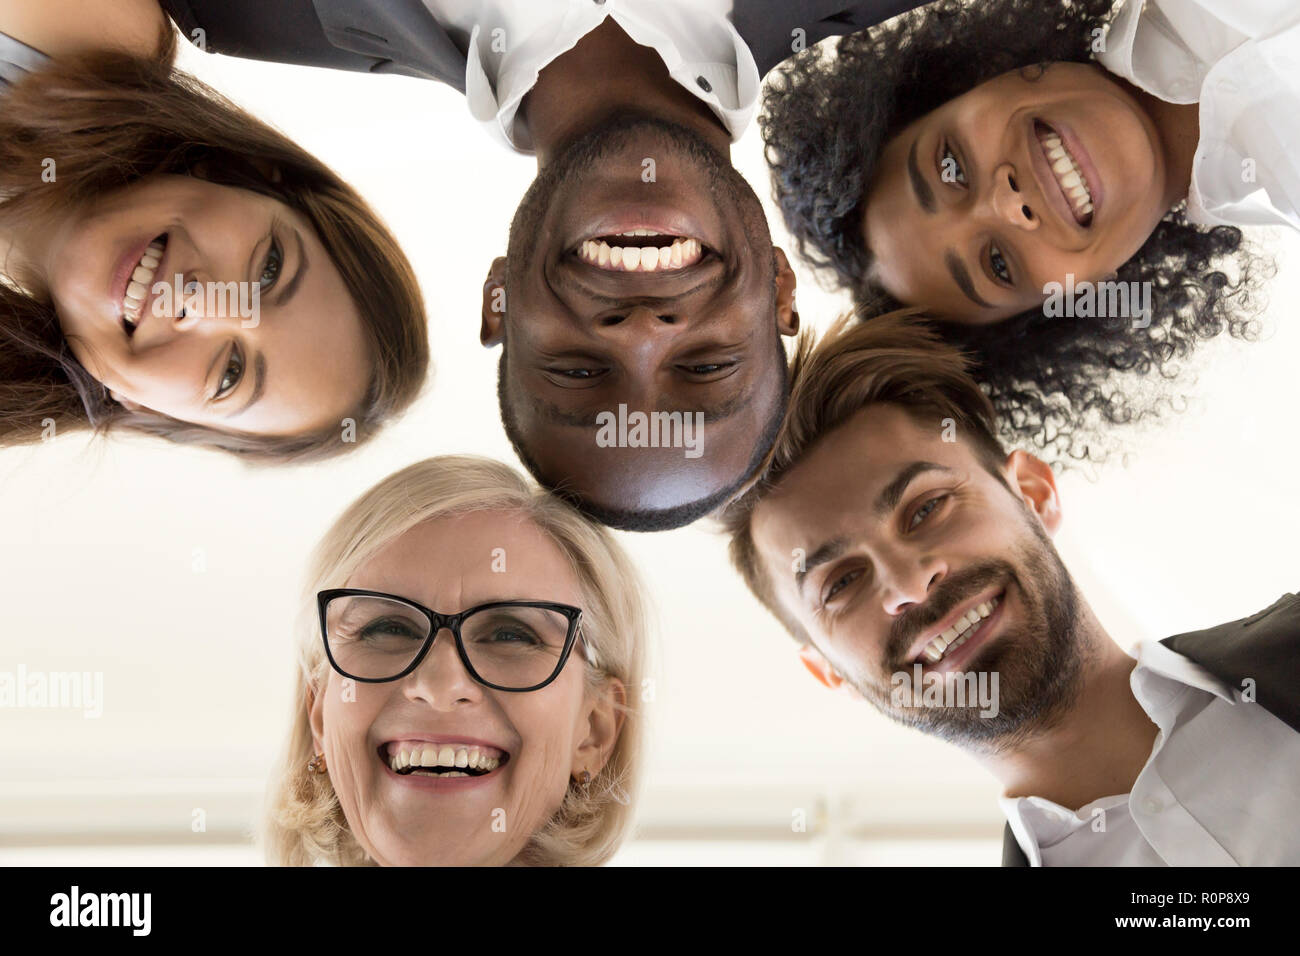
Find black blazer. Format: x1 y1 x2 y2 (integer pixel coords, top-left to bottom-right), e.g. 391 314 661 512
1002 591 1300 867
160 0 931 86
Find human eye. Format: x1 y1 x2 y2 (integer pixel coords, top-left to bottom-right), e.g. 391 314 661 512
480 624 543 646
988 243 1012 285
554 367 605 380
822 567 864 606
939 142 967 186
359 617 425 641
908 494 949 531
681 361 736 376
259 236 284 291
214 343 245 399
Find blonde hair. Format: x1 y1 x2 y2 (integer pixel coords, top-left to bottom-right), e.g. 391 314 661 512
262 456 650 866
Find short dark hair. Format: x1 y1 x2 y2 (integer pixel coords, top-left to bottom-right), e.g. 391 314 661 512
760 0 1266 463
721 310 1008 642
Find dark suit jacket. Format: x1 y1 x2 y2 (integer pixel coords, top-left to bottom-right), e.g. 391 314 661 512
160 0 930 86
1002 591 1300 867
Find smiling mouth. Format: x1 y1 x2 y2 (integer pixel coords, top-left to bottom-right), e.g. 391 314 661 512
384 742 509 779
1034 122 1094 227
576 230 707 273
914 592 1002 665
121 233 168 336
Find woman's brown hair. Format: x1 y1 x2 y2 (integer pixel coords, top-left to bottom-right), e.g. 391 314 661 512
0 28 429 461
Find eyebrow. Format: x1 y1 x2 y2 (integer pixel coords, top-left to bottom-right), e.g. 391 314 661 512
273 229 308 307
794 537 848 598
226 351 267 418
875 461 954 516
907 136 936 215
944 250 993 309
791 461 954 598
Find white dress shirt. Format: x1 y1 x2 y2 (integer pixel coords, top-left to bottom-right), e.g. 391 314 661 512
1098 0 1300 231
1001 639 1300 866
421 0 759 154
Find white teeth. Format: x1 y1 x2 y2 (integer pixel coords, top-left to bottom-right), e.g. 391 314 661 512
121 238 165 322
576 236 704 272
1039 131 1093 218
388 744 502 775
917 595 1001 665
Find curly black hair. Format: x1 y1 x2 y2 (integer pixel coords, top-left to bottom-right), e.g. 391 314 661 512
760 0 1268 461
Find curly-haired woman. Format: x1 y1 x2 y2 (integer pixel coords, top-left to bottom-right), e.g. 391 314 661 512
761 0 1290 458
0 0 428 461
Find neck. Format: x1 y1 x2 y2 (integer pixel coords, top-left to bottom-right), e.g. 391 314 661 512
1130 83 1200 209
521 18 730 166
974 604 1159 810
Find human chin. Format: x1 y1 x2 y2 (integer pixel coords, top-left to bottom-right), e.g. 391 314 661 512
360 737 529 866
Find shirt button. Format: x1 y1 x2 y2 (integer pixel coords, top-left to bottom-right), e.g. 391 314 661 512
1143 797 1163 814
696 76 713 93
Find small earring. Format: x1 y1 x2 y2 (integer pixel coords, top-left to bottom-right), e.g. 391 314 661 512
575 769 591 787
307 752 328 775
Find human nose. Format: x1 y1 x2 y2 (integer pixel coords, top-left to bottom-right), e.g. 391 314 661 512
594 303 686 332
593 304 685 368
404 625 482 707
987 163 1038 231
876 546 948 617
170 273 261 332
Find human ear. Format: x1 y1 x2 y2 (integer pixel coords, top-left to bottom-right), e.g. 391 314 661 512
1004 449 1061 534
108 390 144 413
308 680 325 755
480 256 507 347
798 645 845 690
573 677 626 778
774 248 799 336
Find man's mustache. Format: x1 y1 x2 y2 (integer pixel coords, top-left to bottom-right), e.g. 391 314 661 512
885 562 1016 666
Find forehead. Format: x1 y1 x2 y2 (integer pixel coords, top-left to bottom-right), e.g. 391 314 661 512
751 403 986 558
346 510 584 609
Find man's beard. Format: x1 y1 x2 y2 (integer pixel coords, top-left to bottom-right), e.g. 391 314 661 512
505 113 769 275
852 515 1087 750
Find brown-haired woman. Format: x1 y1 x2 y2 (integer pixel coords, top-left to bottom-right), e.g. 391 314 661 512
0 0 429 462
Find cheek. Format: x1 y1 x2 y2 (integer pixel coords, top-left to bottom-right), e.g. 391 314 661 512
503 694 582 821
321 683 387 807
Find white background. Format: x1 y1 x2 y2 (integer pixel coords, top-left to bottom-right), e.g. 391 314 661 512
1 39 1297 866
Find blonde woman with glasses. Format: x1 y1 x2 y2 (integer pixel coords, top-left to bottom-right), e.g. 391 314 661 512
264 456 650 866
